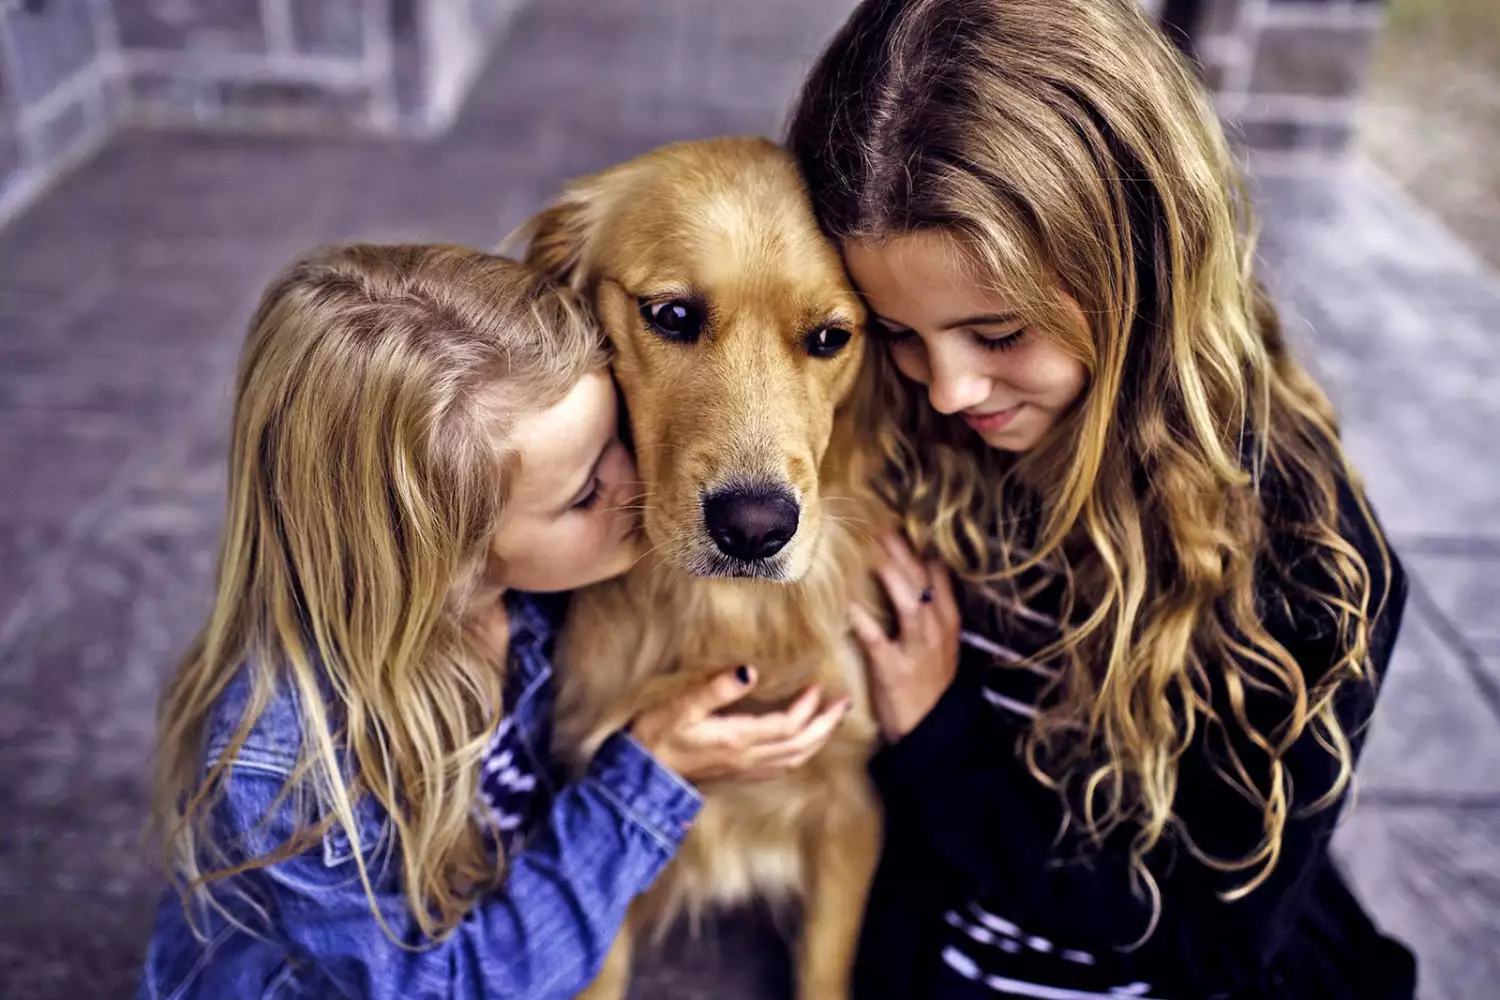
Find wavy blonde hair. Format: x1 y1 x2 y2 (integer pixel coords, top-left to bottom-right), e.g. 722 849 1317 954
153 244 603 942
790 0 1392 925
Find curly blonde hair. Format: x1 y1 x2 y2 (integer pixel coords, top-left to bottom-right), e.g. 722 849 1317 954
153 244 603 942
789 0 1392 928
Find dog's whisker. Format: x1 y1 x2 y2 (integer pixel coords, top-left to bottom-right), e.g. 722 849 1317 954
822 493 878 522
820 510 879 544
627 542 667 572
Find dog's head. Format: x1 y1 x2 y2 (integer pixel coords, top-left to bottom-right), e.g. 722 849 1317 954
520 137 869 582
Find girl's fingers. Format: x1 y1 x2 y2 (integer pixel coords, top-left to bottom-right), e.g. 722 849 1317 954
720 684 824 743
883 531 931 590
682 665 757 720
777 740 828 771
876 531 926 599
876 532 939 640
876 559 923 624
746 698 850 767
849 602 896 668
926 559 961 632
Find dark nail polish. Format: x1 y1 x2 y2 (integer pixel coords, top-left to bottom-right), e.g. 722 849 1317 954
736 665 751 685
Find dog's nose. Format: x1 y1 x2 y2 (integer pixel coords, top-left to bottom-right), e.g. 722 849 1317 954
702 486 800 562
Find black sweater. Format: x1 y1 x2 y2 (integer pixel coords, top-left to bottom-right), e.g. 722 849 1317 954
853 482 1415 1000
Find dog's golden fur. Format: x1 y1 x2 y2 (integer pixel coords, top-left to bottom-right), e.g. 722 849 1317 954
518 136 886 999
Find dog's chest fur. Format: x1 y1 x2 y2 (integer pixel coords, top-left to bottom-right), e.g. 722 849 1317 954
551 524 881 932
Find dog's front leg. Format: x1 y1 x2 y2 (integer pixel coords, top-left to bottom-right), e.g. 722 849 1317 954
575 906 637 1000
794 777 883 999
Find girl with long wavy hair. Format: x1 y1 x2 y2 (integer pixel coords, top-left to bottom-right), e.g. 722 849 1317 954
137 244 845 999
789 1 1413 998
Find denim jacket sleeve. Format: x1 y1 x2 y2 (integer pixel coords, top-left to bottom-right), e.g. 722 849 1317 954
208 729 699 1000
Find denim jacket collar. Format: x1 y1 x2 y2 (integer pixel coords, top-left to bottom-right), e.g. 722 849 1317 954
501 589 568 741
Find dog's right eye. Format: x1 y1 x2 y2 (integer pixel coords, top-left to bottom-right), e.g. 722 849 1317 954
639 299 704 343
805 326 853 358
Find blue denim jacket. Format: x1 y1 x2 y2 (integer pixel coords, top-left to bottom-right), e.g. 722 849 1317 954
137 592 702 1000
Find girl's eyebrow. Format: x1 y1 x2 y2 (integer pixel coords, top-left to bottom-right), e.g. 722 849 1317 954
868 311 909 329
870 311 1022 331
937 312 1021 330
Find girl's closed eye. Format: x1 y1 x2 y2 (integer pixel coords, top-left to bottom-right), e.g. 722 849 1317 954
573 478 602 511
872 319 915 343
975 327 1026 352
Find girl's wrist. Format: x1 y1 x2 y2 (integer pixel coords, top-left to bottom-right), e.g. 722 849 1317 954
879 670 959 742
589 732 702 847
625 722 688 782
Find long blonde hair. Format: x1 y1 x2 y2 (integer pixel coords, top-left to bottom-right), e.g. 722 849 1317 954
790 0 1392 924
153 244 603 941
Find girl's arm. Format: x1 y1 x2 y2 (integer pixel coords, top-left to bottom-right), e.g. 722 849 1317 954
220 731 696 1000
200 668 845 1000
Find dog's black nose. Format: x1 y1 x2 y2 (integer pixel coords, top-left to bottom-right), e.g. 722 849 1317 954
702 486 800 562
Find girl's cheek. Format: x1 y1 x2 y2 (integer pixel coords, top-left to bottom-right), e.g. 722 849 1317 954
1036 354 1087 407
559 523 593 572
890 342 930 384
1010 352 1060 395
602 445 639 507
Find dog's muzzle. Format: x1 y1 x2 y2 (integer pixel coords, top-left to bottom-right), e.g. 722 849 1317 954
701 484 800 563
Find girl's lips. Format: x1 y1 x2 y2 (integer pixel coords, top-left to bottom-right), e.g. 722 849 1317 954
962 405 1021 434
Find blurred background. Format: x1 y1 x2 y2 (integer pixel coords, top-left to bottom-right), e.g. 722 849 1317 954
0 0 1495 997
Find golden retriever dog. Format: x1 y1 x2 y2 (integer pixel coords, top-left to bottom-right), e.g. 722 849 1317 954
518 136 886 999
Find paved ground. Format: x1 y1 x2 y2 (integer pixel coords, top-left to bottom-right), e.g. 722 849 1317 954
0 1 1496 998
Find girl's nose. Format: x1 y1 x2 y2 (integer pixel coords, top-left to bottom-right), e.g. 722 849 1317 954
926 347 992 415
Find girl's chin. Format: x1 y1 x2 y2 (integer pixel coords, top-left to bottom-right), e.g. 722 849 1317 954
974 417 1045 453
604 523 648 575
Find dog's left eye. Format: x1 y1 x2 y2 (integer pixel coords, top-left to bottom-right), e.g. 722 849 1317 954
805 326 852 358
640 299 705 343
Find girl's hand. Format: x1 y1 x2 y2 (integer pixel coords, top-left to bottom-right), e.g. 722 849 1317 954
629 668 851 784
849 531 961 741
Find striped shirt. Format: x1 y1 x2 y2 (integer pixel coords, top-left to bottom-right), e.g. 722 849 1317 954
940 568 1173 1000
475 591 561 857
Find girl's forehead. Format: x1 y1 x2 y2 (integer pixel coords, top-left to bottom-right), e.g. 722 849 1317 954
846 233 1017 310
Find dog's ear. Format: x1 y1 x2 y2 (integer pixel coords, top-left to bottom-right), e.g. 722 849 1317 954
506 182 606 290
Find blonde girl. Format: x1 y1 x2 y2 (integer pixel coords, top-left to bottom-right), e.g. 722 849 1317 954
136 244 843 999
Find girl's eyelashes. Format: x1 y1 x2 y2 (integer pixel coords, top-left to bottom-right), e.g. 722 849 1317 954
872 320 914 343
872 319 1026 353
976 328 1026 352
573 478 602 511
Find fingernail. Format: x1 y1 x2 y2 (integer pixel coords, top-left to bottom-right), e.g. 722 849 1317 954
736 665 752 685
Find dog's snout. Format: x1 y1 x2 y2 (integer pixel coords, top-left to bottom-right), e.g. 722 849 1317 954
702 486 800 562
